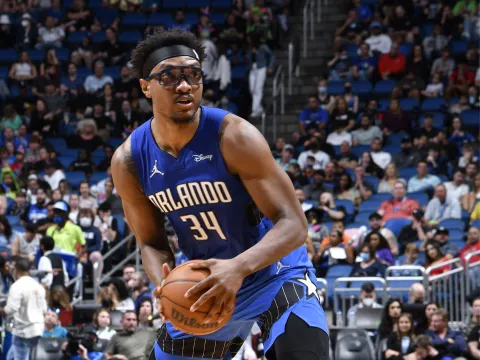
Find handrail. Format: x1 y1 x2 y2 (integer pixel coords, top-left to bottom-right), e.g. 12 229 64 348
425 257 463 278
93 233 139 300
465 250 480 294
288 42 293 95
261 112 266 135
271 65 285 142
317 277 329 308
302 0 314 57
67 275 83 305
385 265 425 277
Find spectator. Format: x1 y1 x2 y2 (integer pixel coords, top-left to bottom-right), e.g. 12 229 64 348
397 209 430 247
431 227 460 259
43 161 65 191
398 70 425 101
379 181 420 221
352 43 376 81
425 184 462 224
364 231 394 266
465 297 480 339
326 126 353 146
313 230 354 273
69 149 94 176
462 173 480 212
394 136 421 169
66 0 93 32
417 302 440 335
298 95 328 135
335 141 358 169
95 28 127 66
46 201 86 254
23 187 48 224
423 24 448 62
350 243 386 277
38 235 69 288
93 308 117 341
48 285 73 326
431 47 455 81
425 241 451 276
359 151 384 178
304 205 330 257
136 297 154 328
422 73 444 98
353 165 375 201
123 264 136 285
247 35 274 117
448 59 475 97
68 193 80 224
378 43 406 80
317 79 335 112
78 208 103 280
303 170 330 201
0 254 12 297
104 311 156 360
318 192 346 222
425 308 467 359
84 60 113 94
1 105 22 132
344 83 360 114
381 99 412 134
78 181 98 214
334 172 360 205
347 282 383 327
131 272 153 309
378 298 404 340
70 35 94 69
408 45 430 82
404 335 445 360
352 114 383 146
11 224 40 262
276 145 297 171
36 16 65 50
328 48 353 81
107 277 134 311
407 160 441 193
459 226 480 269
370 137 392 169
467 320 480 360
385 313 416 360
43 309 68 338
0 258 47 360
8 51 38 86
297 138 331 170
378 163 404 194
330 97 355 132
365 21 392 55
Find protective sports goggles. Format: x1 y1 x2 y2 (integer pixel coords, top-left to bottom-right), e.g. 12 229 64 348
144 66 204 87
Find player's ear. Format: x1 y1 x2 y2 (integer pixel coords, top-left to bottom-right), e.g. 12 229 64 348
139 79 152 99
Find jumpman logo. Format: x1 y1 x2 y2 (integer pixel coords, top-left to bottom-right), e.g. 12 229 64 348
150 160 164 178
276 261 291 274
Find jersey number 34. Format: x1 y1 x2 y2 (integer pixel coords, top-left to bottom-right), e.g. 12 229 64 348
180 211 226 241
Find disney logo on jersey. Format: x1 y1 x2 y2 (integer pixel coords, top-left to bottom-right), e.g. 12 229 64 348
192 154 213 162
150 160 164 178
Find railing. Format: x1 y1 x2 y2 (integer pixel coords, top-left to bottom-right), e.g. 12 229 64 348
287 39 300 95
465 250 480 294
93 233 140 300
271 65 285 143
302 0 315 58
68 274 83 306
317 277 329 308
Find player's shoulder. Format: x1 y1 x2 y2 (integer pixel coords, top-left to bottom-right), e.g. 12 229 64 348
219 113 264 148
111 136 138 183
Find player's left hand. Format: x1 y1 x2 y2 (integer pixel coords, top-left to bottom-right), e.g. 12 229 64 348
185 258 245 324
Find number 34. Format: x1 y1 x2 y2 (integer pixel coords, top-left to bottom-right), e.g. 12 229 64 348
180 211 226 241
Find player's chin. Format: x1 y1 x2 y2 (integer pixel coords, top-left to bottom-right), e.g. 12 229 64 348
171 105 199 123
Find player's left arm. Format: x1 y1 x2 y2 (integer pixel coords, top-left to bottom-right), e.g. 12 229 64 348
186 115 307 322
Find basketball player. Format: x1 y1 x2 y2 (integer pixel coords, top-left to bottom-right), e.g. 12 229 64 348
111 30 329 360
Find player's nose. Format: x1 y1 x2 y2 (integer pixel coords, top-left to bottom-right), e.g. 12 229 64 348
176 78 192 92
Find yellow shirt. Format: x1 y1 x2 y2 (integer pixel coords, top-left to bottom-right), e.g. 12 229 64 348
46 221 86 253
471 202 480 221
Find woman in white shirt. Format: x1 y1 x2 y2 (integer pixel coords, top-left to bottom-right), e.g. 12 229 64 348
378 163 405 194
421 72 444 98
8 51 37 84
93 308 116 341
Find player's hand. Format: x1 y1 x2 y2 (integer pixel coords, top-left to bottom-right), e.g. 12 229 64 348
152 263 171 322
185 259 244 324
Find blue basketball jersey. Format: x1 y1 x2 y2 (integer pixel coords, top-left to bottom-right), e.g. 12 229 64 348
130 107 327 340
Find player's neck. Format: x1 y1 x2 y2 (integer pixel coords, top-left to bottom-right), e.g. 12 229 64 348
151 109 201 158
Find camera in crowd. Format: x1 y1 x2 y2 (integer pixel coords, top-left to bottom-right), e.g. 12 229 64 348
63 326 98 358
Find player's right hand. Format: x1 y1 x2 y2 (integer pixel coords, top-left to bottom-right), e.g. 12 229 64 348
152 263 171 322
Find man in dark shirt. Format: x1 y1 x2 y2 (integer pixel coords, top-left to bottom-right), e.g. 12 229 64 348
425 309 467 358
335 141 358 169
397 208 431 246
303 170 331 201
95 28 127 66
114 65 138 99
468 324 480 360
394 136 421 169
416 113 439 140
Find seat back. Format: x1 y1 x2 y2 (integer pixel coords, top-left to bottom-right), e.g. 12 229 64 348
30 338 66 360
335 335 375 360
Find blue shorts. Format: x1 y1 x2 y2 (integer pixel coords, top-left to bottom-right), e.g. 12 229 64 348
150 269 329 359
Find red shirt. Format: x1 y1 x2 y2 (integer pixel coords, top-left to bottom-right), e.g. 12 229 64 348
379 197 420 221
450 68 475 85
378 53 406 76
459 241 480 266
429 256 452 276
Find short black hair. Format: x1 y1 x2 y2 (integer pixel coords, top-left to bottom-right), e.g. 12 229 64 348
130 29 206 79
41 236 55 251
15 258 30 273
25 224 36 233
361 282 375 293
0 254 6 268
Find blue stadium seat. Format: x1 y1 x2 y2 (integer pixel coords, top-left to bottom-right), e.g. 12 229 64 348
90 171 107 185
92 31 106 43
399 43 413 56
184 13 199 25
364 175 379 190
421 23 434 37
384 218 411 236
0 67 8 79
46 138 67 150
399 98 419 111
108 138 124 149
460 110 479 129
76 67 91 79
386 133 405 146
186 0 210 8
163 0 185 8
0 50 18 64
212 0 233 8
449 39 468 56
67 31 88 44
421 98 446 112
55 48 70 62
370 193 392 202
449 97 460 106
448 229 464 242
383 145 401 155
87 0 102 7
323 222 333 232
472 219 480 229
57 156 74 169
378 99 390 112
148 13 173 26
119 31 142 44
231 65 248 80
345 222 364 229
209 13 226 25
65 171 87 188
407 192 429 206
61 149 79 158
399 167 417 180
350 145 370 158
373 80 396 97
6 216 20 226
95 8 119 25
352 81 372 96
419 113 444 129
104 67 120 80
355 211 373 223
122 13 147 27
336 199 355 217
438 218 465 231
358 200 382 213
13 225 25 233
28 50 44 62
327 81 344 96
346 44 359 59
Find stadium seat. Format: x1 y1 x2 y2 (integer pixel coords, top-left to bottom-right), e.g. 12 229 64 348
6 215 20 226
92 31 106 43
61 148 79 158
121 13 147 27
57 156 73 170
449 39 468 56
449 97 460 106
471 219 480 229
67 31 88 44
119 31 142 44
386 133 405 146
231 65 248 80
335 334 376 360
350 145 370 158
335 200 355 217
407 192 429 206
104 66 120 80
373 80 395 98
354 212 372 223
327 81 344 96
399 167 417 180
30 337 66 360
65 171 87 189
336 329 370 342
358 200 382 213
399 98 419 111
421 23 434 37
0 67 8 79
421 98 446 112
323 222 333 232
0 50 18 64
186 0 210 8
76 66 91 79
419 113 444 128
450 240 466 250
209 13 226 25
377 98 390 112
89 171 107 184
384 218 412 237
72 303 101 325
438 218 465 231
354 307 383 328
13 225 25 233
460 110 479 130
113 214 126 237
364 175 379 190
346 44 359 59
87 0 102 7
95 8 119 25
28 49 44 62
163 0 186 8
399 43 413 56
184 13 199 26
383 145 401 155
108 138 124 149
352 81 372 96
46 138 68 150
148 13 173 26
370 193 392 202
212 0 234 8
55 48 70 62
448 229 464 242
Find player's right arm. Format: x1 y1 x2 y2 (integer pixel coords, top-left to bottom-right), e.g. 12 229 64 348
111 138 175 288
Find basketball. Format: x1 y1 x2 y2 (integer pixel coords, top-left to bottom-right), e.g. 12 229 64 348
160 260 234 335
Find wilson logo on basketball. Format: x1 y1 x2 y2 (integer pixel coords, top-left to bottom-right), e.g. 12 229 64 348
171 308 219 329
